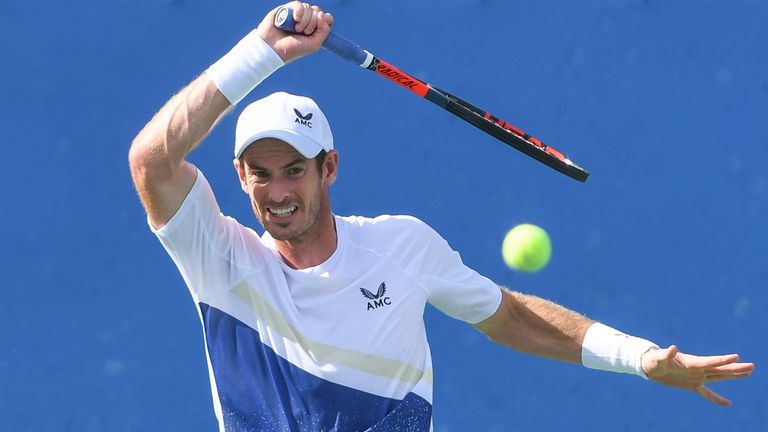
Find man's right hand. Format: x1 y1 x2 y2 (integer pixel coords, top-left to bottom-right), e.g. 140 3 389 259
258 1 334 63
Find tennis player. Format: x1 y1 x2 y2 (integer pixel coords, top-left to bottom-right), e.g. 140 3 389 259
129 2 754 431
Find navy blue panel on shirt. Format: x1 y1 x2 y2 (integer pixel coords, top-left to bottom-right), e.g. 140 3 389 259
199 303 432 432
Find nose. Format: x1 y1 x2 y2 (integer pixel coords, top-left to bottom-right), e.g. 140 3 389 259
266 176 291 204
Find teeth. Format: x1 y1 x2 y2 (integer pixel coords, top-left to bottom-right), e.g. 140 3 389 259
269 206 297 217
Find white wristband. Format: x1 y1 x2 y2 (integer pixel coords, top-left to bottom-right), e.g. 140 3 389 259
206 29 285 105
581 322 659 379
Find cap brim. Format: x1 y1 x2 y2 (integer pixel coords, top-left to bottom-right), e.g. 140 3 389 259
235 129 325 159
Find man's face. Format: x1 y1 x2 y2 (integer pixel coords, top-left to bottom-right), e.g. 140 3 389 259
234 138 337 242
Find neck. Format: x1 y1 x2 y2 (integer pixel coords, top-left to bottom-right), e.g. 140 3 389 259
274 209 337 270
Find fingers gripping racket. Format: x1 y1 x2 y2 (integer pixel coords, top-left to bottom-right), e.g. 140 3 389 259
274 7 589 182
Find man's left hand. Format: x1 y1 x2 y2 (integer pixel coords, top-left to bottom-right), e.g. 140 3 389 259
641 345 755 407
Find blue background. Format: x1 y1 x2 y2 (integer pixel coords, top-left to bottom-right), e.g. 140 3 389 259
1 0 765 430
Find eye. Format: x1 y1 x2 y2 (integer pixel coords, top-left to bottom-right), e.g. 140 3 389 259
250 170 270 182
285 166 305 177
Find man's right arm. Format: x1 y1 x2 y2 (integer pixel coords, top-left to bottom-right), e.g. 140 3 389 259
128 2 333 229
129 76 229 229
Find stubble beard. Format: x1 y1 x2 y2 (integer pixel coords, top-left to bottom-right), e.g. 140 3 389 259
254 182 324 242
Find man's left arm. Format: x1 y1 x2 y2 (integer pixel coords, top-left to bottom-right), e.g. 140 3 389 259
474 288 755 406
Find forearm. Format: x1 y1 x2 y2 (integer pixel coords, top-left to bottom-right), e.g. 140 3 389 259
129 20 288 227
477 289 593 363
477 288 658 377
130 75 229 178
129 2 328 176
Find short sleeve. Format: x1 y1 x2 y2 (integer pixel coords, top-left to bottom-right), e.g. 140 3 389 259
150 169 265 301
407 220 502 324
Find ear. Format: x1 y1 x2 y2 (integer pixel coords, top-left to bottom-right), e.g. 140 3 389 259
233 158 249 193
323 150 339 186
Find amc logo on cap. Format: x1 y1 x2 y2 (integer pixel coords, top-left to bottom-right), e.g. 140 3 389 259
294 109 313 128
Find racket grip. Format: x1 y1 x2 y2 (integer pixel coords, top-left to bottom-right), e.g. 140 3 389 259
273 6 373 67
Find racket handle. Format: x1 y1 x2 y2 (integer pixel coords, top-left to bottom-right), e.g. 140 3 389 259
273 6 374 68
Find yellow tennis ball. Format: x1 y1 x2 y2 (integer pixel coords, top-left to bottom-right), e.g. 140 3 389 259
502 224 552 272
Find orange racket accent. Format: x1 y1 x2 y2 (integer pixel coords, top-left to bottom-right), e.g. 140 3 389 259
503 123 527 139
375 60 429 97
486 113 542 148
275 6 589 181
528 137 545 150
544 146 565 160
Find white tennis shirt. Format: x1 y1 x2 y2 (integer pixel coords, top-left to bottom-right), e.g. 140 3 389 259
151 169 502 431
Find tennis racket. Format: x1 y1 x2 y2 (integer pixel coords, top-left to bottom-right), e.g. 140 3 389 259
274 7 589 182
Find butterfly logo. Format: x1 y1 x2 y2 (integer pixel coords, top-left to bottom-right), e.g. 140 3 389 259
294 108 313 127
360 282 386 299
360 282 391 310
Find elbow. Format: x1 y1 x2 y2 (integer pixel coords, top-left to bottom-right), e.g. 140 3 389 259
128 136 145 173
475 290 527 351
128 132 174 184
482 329 509 347
128 136 154 183
484 324 525 352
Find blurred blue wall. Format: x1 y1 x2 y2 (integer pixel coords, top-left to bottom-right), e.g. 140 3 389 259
1 1 765 430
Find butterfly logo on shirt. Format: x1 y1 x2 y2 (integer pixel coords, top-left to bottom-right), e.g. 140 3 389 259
360 282 392 311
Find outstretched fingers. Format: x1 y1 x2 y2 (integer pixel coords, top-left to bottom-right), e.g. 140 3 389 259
704 362 755 382
685 353 755 406
696 385 733 407
705 371 754 383
644 345 755 406
682 352 755 380
682 352 740 369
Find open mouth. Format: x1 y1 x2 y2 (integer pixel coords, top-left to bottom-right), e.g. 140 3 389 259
267 205 298 218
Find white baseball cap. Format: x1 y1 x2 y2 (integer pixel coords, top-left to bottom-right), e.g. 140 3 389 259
234 92 334 159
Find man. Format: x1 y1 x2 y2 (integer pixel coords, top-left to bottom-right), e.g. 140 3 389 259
129 2 754 431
